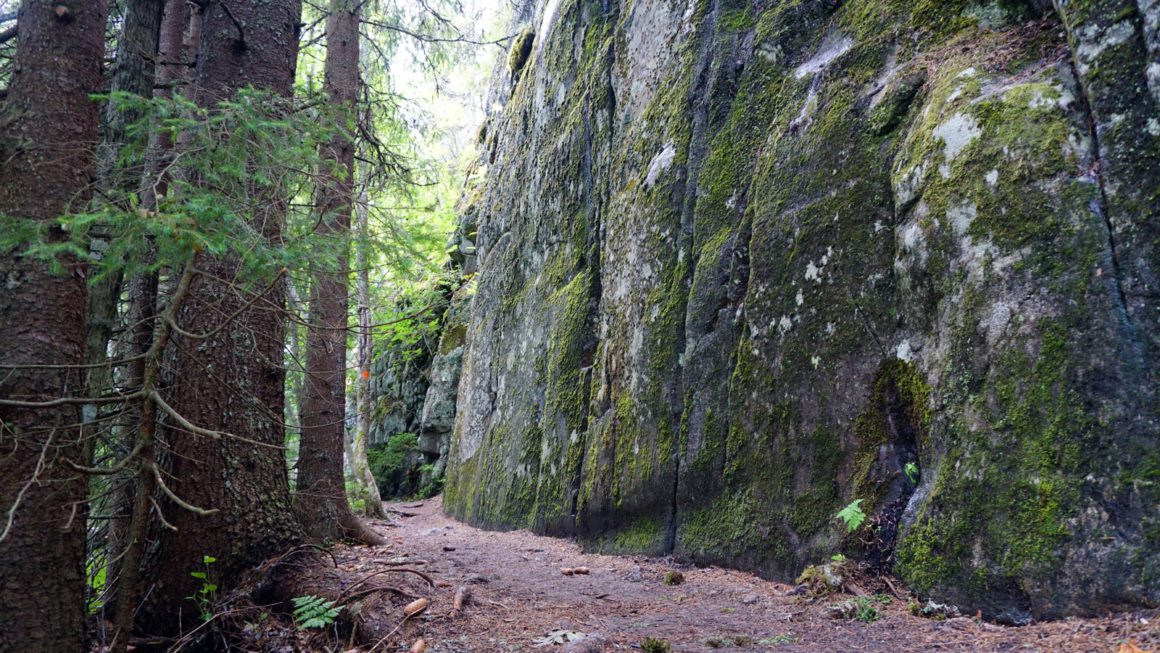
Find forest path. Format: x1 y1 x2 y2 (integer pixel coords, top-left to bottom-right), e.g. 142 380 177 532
359 496 1155 653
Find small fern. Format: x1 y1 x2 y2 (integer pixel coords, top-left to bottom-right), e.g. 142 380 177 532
835 499 867 533
291 595 341 630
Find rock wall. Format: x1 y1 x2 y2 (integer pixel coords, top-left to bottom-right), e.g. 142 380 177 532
367 283 472 496
445 0 1160 622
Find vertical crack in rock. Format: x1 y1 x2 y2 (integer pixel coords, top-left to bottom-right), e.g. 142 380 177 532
664 0 725 556
569 26 614 534
1063 49 1132 324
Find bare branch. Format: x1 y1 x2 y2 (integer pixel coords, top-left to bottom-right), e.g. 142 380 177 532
0 428 54 545
152 463 217 516
191 265 447 333
360 19 513 47
171 267 286 341
67 439 145 475
150 391 221 440
0 391 145 409
0 354 145 370
150 496 178 531
0 25 16 45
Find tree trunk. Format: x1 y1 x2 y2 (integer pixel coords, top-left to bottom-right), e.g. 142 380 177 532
133 0 305 635
85 0 164 404
353 181 386 518
297 0 385 543
85 0 164 611
286 277 305 442
85 0 165 422
0 0 110 650
103 0 194 617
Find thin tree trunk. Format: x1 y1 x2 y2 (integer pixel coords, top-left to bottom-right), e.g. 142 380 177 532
85 0 165 614
354 182 386 518
286 277 305 438
107 266 183 653
104 0 193 614
0 0 110 650
85 0 164 402
297 0 385 543
133 0 306 635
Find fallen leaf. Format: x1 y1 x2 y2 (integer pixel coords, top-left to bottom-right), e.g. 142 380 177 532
409 638 427 653
1119 642 1148 653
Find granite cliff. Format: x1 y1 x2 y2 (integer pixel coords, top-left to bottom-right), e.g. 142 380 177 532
439 0 1158 622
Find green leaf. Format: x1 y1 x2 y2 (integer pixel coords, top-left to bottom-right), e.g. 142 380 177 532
835 499 867 533
904 462 920 484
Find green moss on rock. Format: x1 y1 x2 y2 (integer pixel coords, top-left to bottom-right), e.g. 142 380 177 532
508 27 535 77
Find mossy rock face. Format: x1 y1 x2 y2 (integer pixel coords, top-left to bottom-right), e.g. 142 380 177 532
445 0 1160 621
507 28 535 78
370 281 474 496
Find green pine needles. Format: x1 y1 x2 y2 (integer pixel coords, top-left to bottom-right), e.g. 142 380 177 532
291 595 342 630
0 88 376 292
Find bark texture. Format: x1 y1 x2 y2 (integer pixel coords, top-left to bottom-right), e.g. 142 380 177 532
133 0 305 635
297 0 384 543
0 0 110 650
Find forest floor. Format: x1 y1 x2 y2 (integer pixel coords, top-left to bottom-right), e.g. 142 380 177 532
308 496 1159 653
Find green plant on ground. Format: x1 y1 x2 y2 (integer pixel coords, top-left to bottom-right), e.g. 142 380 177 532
853 597 881 623
829 595 891 623
291 595 342 630
640 637 672 653
836 499 867 532
662 570 685 585
759 633 797 645
186 555 218 622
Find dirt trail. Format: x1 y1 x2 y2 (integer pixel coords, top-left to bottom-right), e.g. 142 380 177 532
347 497 1156 653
